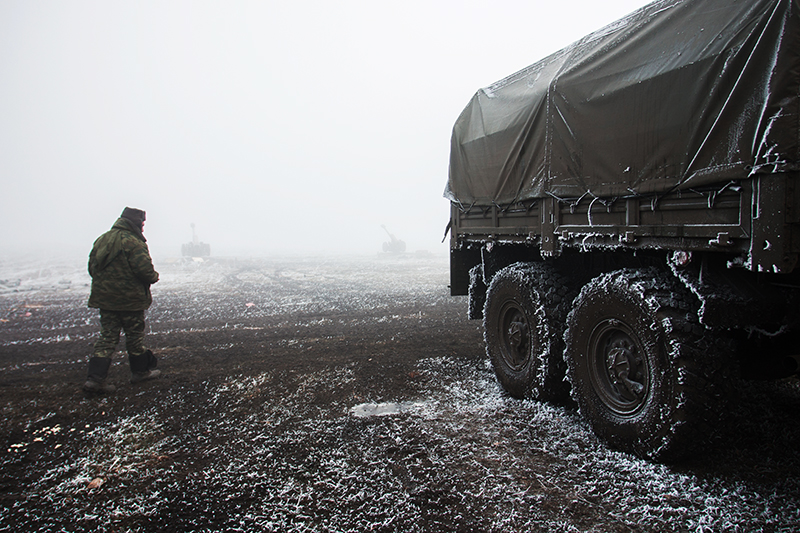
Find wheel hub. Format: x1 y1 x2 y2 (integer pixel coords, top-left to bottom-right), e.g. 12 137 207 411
589 321 649 416
499 304 530 369
507 319 527 350
606 340 645 398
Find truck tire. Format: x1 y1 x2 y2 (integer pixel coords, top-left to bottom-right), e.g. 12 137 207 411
564 268 714 461
484 262 574 401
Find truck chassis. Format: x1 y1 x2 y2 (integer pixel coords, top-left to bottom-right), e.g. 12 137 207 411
449 174 800 460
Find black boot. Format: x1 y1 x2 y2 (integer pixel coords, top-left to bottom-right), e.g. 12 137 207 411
83 357 116 393
129 349 161 384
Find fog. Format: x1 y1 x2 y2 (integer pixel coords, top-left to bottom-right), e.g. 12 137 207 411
1 0 649 260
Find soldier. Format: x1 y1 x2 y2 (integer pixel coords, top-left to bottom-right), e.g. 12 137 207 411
83 207 161 393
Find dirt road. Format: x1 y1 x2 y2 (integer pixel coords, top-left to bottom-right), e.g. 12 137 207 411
1 254 799 532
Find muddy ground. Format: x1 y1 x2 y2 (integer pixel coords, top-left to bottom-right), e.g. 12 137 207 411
0 253 799 532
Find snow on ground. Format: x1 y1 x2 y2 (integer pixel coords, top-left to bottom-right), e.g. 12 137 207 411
1 252 799 531
20 355 800 532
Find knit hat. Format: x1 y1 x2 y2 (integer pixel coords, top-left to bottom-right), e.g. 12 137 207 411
121 207 146 225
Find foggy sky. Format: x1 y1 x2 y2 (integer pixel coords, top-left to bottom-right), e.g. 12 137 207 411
1 0 650 259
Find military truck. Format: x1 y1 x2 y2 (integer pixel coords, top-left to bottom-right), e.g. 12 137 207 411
445 0 800 461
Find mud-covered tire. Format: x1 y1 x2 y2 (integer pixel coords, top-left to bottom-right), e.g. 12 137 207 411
484 262 575 401
564 268 719 461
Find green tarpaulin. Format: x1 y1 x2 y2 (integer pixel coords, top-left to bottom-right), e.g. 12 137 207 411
445 0 800 206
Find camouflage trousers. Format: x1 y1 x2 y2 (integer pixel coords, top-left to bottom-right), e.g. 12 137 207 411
92 309 148 359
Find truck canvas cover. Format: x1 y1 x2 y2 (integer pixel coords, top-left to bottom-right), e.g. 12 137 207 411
445 0 800 206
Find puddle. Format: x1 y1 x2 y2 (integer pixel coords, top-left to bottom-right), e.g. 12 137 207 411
350 401 425 418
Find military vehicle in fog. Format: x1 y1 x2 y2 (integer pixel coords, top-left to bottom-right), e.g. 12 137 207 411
182 223 211 258
381 225 407 254
445 0 800 461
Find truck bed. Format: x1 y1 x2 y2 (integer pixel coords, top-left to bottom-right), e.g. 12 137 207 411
450 173 800 295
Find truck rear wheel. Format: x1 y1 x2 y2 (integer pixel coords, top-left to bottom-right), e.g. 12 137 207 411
564 268 709 461
484 263 573 401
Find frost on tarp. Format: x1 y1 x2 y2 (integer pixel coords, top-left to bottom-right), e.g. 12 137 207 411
445 0 800 206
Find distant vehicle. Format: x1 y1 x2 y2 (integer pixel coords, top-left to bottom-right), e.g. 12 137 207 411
381 225 406 253
444 0 800 461
182 223 211 258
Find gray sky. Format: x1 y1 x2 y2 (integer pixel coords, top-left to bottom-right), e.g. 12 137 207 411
1 0 650 258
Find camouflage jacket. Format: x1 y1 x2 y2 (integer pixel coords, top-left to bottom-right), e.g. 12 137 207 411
87 217 159 311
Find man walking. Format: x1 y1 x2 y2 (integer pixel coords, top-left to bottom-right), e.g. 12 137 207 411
83 207 161 393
